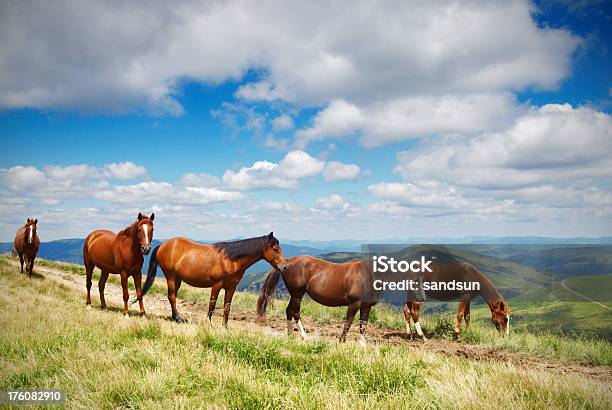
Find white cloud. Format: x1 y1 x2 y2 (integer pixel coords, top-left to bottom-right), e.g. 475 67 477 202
394 104 612 189
367 103 612 223
297 94 523 147
271 114 294 132
222 149 326 190
278 150 325 179
316 194 349 211
323 161 361 182
94 182 243 205
0 163 242 207
222 150 361 190
0 1 579 115
222 161 299 190
103 162 147 180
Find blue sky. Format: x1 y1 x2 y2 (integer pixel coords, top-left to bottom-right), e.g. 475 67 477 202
0 0 611 241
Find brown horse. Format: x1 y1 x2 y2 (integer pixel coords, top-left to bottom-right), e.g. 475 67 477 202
404 263 511 340
141 232 287 325
257 255 378 346
83 212 155 316
13 218 40 277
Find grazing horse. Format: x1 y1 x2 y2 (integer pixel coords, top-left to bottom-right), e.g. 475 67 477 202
141 232 287 325
404 263 511 339
257 255 378 346
83 212 155 316
13 218 40 276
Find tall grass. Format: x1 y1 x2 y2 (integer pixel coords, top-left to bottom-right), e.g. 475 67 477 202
0 257 610 408
22 257 612 366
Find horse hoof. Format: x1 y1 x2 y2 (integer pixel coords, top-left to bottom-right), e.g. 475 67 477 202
140 311 146 317
123 313 129 318
175 317 184 324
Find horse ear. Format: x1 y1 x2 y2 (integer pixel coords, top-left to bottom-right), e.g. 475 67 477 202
26 218 30 223
499 300 506 312
268 232 274 239
150 213 155 221
138 212 143 220
34 219 37 224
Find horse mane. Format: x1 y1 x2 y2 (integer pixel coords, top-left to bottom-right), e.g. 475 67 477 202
214 235 276 260
117 220 139 238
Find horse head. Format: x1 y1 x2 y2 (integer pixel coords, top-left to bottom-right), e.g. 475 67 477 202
24 218 38 245
262 232 287 272
136 212 155 255
488 298 511 336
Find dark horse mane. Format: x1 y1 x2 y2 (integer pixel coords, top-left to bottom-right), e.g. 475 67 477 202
214 234 277 260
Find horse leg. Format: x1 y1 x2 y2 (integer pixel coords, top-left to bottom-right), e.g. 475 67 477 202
27 257 34 276
454 299 467 339
133 270 146 316
207 281 222 323
19 253 24 273
285 296 301 336
85 264 94 306
98 270 109 309
358 304 372 347
339 301 360 343
463 298 471 331
222 286 236 327
293 296 307 340
412 302 427 341
167 275 183 323
120 271 130 317
403 302 413 340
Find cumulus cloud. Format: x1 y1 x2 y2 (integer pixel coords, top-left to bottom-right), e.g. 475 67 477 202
103 162 148 180
394 104 612 189
323 161 361 182
222 150 360 190
0 162 242 207
0 1 579 115
368 104 612 220
316 194 349 211
297 94 524 147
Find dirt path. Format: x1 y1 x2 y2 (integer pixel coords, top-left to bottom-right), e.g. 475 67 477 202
561 278 612 312
13 260 612 382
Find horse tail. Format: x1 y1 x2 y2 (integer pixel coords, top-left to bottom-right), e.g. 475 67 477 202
11 246 17 257
133 245 160 303
256 267 283 319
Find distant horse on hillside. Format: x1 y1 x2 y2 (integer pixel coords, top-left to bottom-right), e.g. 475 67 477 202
83 212 155 316
141 232 287 325
404 263 511 340
257 255 379 346
13 218 40 277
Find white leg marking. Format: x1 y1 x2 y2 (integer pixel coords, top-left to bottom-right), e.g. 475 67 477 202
415 322 427 339
297 319 307 339
506 314 510 336
359 333 366 348
405 320 412 336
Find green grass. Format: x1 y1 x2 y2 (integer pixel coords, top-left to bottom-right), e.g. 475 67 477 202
27 257 612 366
0 257 610 409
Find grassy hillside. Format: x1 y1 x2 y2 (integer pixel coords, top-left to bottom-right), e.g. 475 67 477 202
0 257 610 408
